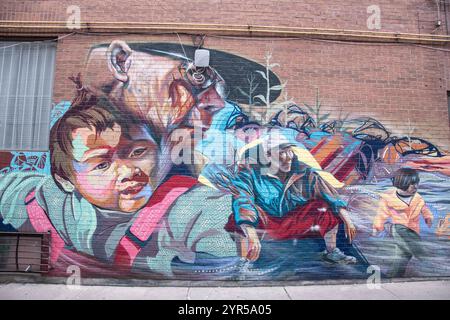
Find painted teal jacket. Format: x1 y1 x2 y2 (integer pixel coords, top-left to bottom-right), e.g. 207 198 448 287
203 159 347 227
0 172 237 276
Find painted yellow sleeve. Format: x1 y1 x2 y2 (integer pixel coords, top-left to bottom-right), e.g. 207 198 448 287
421 205 434 221
373 198 391 232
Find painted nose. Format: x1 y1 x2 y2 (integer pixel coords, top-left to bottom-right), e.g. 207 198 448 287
286 153 293 161
117 164 141 184
196 86 225 113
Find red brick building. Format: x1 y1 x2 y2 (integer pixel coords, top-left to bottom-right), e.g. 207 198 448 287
0 1 449 284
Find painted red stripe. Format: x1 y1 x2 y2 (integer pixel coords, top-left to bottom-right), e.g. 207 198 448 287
310 138 327 155
334 156 358 182
320 147 343 169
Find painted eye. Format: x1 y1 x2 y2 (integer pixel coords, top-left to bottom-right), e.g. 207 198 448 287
94 162 110 171
130 147 147 158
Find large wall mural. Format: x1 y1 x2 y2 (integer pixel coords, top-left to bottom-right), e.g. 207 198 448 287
0 41 449 281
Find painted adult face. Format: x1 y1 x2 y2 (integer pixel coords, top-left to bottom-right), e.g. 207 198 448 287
174 63 226 131
70 123 158 213
274 147 294 174
186 84 226 129
85 42 226 135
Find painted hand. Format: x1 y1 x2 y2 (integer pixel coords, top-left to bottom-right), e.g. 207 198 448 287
371 228 378 237
241 225 261 261
344 220 357 243
339 209 357 243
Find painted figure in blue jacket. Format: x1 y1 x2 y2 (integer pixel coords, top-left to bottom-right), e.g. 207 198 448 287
204 134 358 264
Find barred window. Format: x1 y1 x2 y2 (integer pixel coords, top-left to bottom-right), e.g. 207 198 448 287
0 41 56 151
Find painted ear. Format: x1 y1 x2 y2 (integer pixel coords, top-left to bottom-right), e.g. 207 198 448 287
106 40 133 83
54 174 75 193
168 79 196 127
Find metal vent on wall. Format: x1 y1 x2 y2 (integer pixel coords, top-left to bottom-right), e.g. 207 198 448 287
0 232 50 274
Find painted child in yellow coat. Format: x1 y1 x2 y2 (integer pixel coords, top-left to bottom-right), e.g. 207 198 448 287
373 168 434 277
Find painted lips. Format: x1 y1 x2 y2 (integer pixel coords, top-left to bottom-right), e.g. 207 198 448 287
120 183 146 198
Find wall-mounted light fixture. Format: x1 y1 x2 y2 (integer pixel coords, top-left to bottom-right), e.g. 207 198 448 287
194 49 210 67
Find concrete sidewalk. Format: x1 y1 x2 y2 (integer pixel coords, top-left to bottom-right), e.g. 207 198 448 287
0 280 448 300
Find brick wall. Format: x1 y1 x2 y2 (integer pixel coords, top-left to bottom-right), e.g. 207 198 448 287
51 33 450 150
0 1 449 282
1 0 450 35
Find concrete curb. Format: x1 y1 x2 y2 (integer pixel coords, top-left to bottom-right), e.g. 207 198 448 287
0 273 449 287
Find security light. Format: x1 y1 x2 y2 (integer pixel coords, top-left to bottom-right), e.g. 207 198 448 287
194 49 210 67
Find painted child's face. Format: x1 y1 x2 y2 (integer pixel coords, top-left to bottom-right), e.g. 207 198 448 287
70 123 158 213
404 182 419 196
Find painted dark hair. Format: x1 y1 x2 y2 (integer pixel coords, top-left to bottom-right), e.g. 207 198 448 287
392 168 420 191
